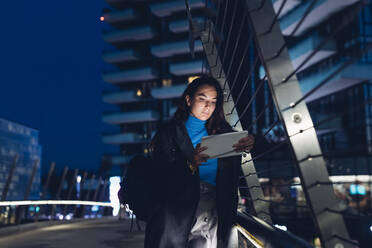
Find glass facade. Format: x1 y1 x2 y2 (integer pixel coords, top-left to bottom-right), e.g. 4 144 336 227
308 82 372 155
0 118 42 200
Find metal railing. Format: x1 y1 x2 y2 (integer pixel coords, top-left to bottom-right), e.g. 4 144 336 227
0 157 113 227
187 0 372 247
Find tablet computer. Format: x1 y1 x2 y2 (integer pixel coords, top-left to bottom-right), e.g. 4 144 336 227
200 130 248 158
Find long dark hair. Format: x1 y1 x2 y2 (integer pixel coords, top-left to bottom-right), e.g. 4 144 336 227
172 76 229 134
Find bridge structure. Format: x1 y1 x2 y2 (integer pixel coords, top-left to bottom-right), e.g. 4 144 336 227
1 0 372 247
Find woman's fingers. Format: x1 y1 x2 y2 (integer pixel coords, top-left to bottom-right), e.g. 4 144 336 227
195 143 201 150
194 154 210 165
197 154 209 164
198 146 208 153
195 143 208 154
233 145 253 153
232 134 255 152
237 134 255 144
200 153 210 160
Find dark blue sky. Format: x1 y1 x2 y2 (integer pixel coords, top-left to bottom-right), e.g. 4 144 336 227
0 1 118 175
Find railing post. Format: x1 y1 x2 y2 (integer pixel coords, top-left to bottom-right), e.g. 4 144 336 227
51 166 68 219
41 162 56 200
96 179 108 217
63 169 78 216
35 162 55 222
2 154 19 225
73 171 87 217
16 159 39 224
92 176 102 202
86 176 101 217
1 154 19 201
24 159 39 200
81 174 96 217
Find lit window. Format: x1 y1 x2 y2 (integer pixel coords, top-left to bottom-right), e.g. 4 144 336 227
162 79 172 87
136 89 142 97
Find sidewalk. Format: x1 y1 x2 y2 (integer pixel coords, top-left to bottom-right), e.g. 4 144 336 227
0 217 145 248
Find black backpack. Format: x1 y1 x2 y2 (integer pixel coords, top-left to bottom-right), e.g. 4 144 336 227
118 154 158 222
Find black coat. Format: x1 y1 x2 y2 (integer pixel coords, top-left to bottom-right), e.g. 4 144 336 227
145 120 242 248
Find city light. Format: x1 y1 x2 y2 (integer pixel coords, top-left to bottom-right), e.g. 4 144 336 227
136 89 142 97
100 16 105 21
349 184 366 195
274 224 288 231
370 226 372 232
76 175 82 183
188 76 199 83
235 224 264 248
109 176 121 216
0 200 112 207
91 205 99 212
57 214 64 220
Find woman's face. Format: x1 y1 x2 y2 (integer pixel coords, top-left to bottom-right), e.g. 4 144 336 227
186 85 217 121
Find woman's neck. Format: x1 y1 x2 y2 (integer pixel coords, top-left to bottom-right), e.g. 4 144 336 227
185 115 206 133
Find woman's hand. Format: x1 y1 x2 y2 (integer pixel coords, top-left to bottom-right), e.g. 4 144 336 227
192 143 210 166
188 143 209 175
232 134 255 153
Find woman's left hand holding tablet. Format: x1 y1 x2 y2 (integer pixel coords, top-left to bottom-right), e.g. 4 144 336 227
193 143 210 166
232 134 255 153
188 143 209 174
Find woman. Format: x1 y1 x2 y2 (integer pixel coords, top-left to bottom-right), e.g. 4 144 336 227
145 76 254 248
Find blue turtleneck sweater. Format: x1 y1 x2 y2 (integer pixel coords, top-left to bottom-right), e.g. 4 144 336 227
185 115 217 185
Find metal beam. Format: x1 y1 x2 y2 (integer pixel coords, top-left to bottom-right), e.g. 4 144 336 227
1 154 19 201
245 0 353 247
51 166 69 218
63 169 79 216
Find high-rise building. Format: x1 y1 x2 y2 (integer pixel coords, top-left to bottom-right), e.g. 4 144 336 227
0 118 42 200
100 0 372 170
101 0 208 173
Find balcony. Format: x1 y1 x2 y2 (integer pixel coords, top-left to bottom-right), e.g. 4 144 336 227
169 60 203 76
103 26 155 44
102 91 141 104
111 155 133 165
103 110 159 124
151 84 187 99
306 78 367 103
273 0 301 18
289 34 336 73
150 0 205 18
151 40 203 58
102 67 156 84
301 61 372 102
103 9 136 23
103 49 139 64
259 33 337 78
102 133 144 144
280 0 359 36
168 17 205 33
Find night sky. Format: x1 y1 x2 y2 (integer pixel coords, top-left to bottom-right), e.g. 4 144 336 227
0 1 118 175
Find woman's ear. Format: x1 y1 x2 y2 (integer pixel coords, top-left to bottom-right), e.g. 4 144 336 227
185 95 191 107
